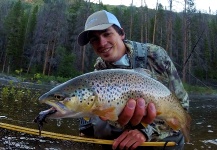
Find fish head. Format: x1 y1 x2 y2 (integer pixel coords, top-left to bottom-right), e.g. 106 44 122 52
38 80 96 119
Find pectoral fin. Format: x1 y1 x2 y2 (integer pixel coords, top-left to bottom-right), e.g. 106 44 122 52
92 107 118 121
83 117 90 121
140 111 162 127
165 117 180 131
157 111 162 115
141 122 148 127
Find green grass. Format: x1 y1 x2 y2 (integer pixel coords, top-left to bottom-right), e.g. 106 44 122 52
183 83 217 94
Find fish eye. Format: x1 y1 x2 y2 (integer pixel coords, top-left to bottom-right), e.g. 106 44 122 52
54 94 63 100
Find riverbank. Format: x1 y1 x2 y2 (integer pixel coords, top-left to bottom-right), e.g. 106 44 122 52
0 73 55 90
1 73 217 96
189 93 217 99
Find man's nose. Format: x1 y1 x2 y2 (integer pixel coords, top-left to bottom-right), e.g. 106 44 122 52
98 36 107 46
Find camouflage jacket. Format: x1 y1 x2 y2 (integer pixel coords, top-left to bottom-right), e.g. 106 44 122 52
93 40 189 140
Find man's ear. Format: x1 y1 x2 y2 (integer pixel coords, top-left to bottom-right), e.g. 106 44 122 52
120 28 125 35
121 28 125 39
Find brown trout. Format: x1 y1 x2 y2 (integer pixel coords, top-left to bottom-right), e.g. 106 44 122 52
38 69 191 142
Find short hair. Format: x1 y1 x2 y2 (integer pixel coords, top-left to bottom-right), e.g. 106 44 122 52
112 24 124 36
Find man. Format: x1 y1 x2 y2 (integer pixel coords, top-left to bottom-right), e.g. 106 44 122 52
77 10 189 150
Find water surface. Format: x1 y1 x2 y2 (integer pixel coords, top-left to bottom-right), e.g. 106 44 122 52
0 85 217 149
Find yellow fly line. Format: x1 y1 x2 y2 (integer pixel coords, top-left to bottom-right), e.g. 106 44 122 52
0 122 176 147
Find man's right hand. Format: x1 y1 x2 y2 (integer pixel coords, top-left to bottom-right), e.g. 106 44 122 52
117 98 156 126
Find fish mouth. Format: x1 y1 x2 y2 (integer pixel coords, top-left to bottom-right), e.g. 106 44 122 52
44 100 68 114
43 100 89 119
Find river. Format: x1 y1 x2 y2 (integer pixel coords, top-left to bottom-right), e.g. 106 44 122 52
0 85 217 149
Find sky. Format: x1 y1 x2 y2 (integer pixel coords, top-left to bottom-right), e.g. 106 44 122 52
90 0 217 14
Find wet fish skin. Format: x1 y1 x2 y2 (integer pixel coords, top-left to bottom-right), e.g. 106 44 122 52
38 69 191 142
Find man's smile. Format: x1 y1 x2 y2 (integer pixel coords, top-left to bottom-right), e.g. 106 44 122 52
98 47 112 53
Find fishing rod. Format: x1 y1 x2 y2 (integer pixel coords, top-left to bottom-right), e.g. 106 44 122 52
0 122 176 147
183 27 206 67
173 27 212 89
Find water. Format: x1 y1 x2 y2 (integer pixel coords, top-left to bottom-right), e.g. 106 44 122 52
0 85 217 149
185 95 217 149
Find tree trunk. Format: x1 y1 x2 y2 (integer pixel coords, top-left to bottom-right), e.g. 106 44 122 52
48 22 59 76
130 0 134 40
81 46 85 73
145 6 148 42
43 41 50 75
27 48 35 74
48 40 56 76
182 0 187 82
2 53 7 73
140 0 144 42
166 0 173 57
152 0 158 44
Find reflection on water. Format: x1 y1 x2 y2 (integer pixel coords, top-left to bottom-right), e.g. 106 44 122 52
185 96 217 149
0 85 217 149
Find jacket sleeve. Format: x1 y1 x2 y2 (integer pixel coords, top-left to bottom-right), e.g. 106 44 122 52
146 44 189 110
137 125 154 141
79 116 154 141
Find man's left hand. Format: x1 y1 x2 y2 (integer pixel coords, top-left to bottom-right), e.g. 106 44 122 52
112 129 146 150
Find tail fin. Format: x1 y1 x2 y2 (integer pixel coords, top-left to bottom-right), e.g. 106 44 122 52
181 113 191 143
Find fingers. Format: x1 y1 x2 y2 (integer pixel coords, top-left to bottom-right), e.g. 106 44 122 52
118 99 156 126
130 98 145 126
112 130 129 150
112 129 146 150
141 102 156 124
124 130 145 150
117 99 136 126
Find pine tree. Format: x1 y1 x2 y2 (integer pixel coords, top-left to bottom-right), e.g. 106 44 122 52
4 0 26 73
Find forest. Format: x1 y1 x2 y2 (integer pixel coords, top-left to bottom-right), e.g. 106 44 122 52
0 0 217 86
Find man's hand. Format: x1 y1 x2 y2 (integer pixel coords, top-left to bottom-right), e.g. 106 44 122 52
118 98 156 126
112 129 146 150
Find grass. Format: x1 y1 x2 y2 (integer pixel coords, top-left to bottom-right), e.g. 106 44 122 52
183 83 217 94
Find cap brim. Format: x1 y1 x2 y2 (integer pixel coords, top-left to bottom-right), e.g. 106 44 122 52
77 24 113 46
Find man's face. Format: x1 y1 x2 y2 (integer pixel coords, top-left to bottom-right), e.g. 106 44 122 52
88 26 126 62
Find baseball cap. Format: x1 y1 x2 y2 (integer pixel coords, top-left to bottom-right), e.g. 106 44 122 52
77 10 121 46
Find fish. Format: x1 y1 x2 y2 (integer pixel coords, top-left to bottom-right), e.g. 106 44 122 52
36 69 191 142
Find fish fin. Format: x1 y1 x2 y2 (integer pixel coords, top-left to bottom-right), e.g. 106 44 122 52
157 111 162 115
93 107 118 121
166 113 191 143
165 117 180 131
141 122 148 127
181 113 192 143
83 117 90 121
